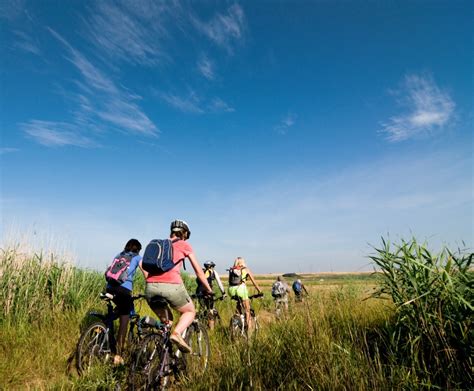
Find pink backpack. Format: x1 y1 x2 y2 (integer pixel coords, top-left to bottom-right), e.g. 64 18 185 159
105 252 133 285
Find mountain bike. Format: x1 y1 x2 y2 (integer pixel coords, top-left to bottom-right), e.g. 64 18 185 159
191 293 225 329
129 296 210 390
229 293 264 339
75 292 146 374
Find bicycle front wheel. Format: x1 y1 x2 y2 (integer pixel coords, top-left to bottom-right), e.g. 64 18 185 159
76 321 110 374
183 322 210 378
129 333 167 391
229 314 244 340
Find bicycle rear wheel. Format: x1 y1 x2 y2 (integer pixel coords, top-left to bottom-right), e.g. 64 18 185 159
76 321 110 374
183 322 210 379
129 333 168 391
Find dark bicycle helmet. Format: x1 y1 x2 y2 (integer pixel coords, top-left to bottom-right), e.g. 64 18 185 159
204 261 215 269
170 219 191 238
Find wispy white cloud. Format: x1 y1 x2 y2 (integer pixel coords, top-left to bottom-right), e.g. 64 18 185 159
381 73 455 142
84 1 174 66
209 98 235 113
274 113 296 135
0 0 26 21
48 28 118 94
21 120 96 147
197 54 215 80
97 100 158 134
160 90 235 114
22 28 159 147
12 30 41 55
160 91 204 114
192 4 246 53
0 147 19 155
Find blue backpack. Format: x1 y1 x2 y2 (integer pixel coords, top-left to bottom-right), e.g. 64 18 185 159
292 280 302 294
142 239 182 274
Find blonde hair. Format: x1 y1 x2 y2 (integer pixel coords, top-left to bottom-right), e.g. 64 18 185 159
234 257 246 268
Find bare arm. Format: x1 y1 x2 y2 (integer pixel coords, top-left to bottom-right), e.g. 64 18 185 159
188 253 212 294
246 268 262 293
213 270 226 295
139 260 149 279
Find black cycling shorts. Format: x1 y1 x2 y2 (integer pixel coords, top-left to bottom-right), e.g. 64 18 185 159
106 285 133 316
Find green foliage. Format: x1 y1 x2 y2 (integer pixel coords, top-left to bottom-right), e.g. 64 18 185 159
370 237 473 388
1 239 472 389
0 246 104 326
188 290 391 390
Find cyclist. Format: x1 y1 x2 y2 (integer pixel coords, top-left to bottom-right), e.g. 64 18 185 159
195 261 226 329
105 238 142 365
140 220 212 353
292 278 309 302
271 276 290 313
228 257 262 333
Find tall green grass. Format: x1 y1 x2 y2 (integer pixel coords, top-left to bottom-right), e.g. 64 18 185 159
1 239 472 389
370 238 473 388
186 288 392 390
0 246 104 327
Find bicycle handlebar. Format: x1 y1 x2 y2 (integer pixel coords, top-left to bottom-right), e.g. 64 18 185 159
100 292 146 301
231 292 264 301
191 293 223 301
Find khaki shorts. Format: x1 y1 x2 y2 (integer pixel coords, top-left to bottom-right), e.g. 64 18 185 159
145 282 192 310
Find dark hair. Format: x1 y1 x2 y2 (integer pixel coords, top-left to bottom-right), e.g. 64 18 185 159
124 238 142 253
170 230 188 240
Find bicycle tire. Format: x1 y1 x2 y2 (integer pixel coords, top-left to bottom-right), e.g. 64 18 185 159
253 315 260 337
183 322 210 379
76 321 110 374
229 314 244 339
129 332 168 391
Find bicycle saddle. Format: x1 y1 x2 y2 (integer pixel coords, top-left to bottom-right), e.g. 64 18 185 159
149 296 170 307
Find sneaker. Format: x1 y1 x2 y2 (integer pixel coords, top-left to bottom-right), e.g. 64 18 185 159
170 333 192 353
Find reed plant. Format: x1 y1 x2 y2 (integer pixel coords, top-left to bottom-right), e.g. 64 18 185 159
186 287 392 390
370 237 473 388
0 245 104 327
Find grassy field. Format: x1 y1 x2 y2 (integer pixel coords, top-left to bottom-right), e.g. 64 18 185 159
0 240 471 390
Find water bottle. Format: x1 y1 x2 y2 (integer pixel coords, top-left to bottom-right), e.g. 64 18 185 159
142 315 161 328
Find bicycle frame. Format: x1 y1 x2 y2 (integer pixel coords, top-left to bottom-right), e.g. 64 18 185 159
230 293 263 337
192 293 223 326
86 294 146 353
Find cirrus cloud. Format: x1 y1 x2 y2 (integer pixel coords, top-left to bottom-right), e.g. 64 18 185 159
380 73 455 142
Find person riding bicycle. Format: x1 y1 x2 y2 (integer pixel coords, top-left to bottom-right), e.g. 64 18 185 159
140 220 212 353
292 278 309 302
228 257 262 333
195 261 226 329
105 238 142 365
271 276 290 313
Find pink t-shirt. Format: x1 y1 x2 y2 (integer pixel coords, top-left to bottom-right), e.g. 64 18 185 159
146 240 193 284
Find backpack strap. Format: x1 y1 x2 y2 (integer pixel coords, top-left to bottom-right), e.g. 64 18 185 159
170 238 186 270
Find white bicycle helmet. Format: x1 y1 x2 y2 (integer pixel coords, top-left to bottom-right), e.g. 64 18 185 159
170 219 191 238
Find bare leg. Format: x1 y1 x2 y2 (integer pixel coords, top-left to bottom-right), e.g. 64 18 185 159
242 300 251 331
113 315 130 364
208 318 215 330
173 301 196 335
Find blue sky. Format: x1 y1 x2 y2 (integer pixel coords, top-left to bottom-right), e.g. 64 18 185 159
1 1 472 274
